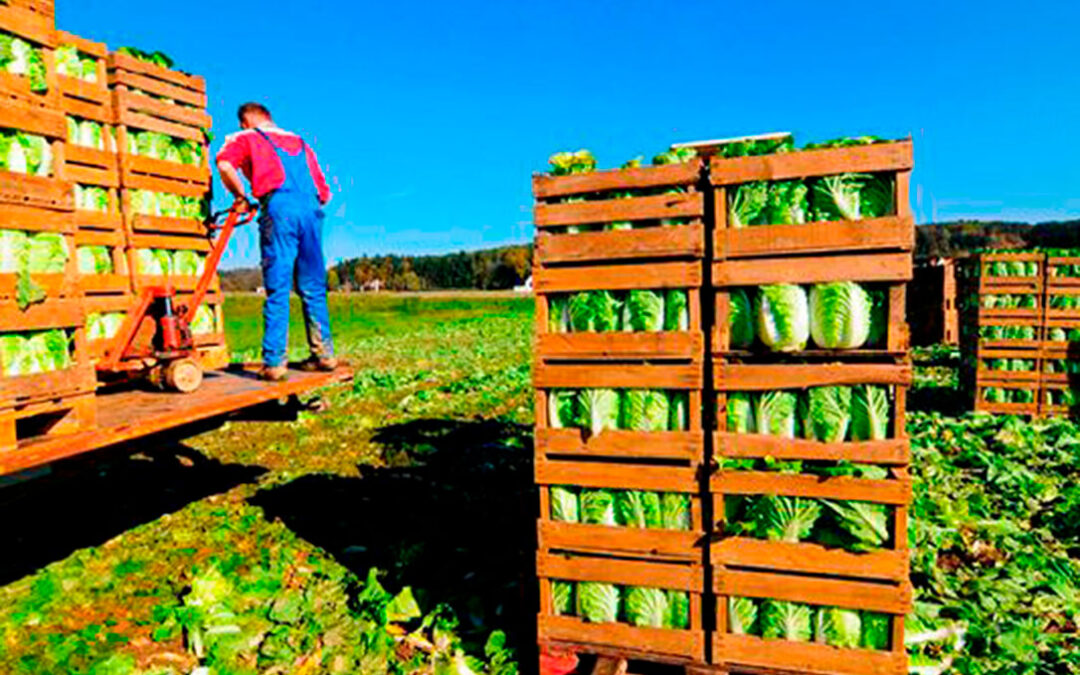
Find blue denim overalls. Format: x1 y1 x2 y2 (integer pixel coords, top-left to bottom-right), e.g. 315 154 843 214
255 128 334 367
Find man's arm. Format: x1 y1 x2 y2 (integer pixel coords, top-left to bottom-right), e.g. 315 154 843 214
217 160 252 211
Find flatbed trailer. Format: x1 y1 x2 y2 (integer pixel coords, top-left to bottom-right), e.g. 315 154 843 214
0 365 353 477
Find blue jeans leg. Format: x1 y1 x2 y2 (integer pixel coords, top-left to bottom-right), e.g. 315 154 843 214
259 207 300 368
295 209 335 358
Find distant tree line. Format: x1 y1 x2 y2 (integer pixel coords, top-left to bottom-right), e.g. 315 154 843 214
221 244 533 292
917 219 1080 259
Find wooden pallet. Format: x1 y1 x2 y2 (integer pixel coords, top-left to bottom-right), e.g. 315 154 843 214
534 161 705 265
0 6 58 108
0 85 73 213
535 261 704 362
709 140 913 260
537 552 706 663
108 51 209 138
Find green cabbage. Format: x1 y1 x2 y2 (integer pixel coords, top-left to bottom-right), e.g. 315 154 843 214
851 385 889 441
814 607 862 648
77 245 113 275
821 500 889 552
625 290 664 332
27 233 69 273
621 389 669 431
664 290 689 331
803 386 852 442
729 289 755 349
616 491 662 529
809 282 872 349
0 230 28 273
550 487 579 522
173 249 202 276
575 582 619 623
668 391 689 431
756 284 809 352
810 173 893 222
580 489 617 526
660 493 690 530
755 391 798 438
551 581 574 616
729 597 759 635
730 182 767 227
761 601 813 641
548 296 569 333
547 390 578 429
624 587 669 628
727 392 755 433
190 305 216 335
136 249 165 275
763 181 808 225
861 612 890 650
666 591 689 629
752 495 821 542
579 389 618 434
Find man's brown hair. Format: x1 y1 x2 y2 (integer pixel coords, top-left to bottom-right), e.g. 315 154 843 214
237 102 272 123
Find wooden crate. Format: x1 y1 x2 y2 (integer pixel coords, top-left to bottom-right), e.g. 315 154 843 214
108 50 211 142
0 3 58 108
126 232 218 293
55 31 111 121
910 259 958 347
973 379 1041 417
712 251 910 356
0 85 73 213
74 228 129 294
711 570 910 675
536 456 703 562
535 261 704 362
60 125 123 232
0 298 96 409
0 204 78 299
533 160 705 265
537 551 706 664
120 188 210 237
709 140 913 260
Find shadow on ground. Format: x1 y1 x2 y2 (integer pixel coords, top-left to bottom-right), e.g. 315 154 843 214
0 436 265 585
251 418 536 657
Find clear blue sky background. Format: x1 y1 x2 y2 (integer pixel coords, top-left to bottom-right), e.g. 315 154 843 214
60 1 1080 269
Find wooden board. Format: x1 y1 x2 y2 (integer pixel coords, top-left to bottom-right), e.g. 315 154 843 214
535 261 701 294
0 169 74 212
107 51 207 97
710 537 908 583
536 362 704 390
536 428 704 462
713 252 912 287
710 470 911 504
715 216 913 259
0 366 353 475
533 161 701 200
714 633 907 675
713 433 909 465
714 362 912 390
708 141 913 186
536 225 705 264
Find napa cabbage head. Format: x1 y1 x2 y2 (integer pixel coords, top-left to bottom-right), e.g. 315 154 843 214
809 282 871 349
616 491 662 529
756 284 809 352
580 489 617 526
0 230 27 273
625 290 664 332
814 607 862 648
551 581 574 616
851 385 889 441
754 390 798 438
578 389 618 434
664 290 689 331
550 486 579 523
729 597 758 635
624 587 669 628
547 390 578 429
661 493 690 530
575 582 618 623
752 495 821 542
803 386 852 442
27 233 69 273
621 389 669 431
761 601 813 641
726 392 755 433
729 288 755 349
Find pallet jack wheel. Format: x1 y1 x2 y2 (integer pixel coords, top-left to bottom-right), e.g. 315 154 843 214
165 358 203 393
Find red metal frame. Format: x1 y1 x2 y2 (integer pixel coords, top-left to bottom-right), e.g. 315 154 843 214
96 204 255 373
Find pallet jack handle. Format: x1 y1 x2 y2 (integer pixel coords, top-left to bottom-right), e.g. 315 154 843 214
180 200 258 323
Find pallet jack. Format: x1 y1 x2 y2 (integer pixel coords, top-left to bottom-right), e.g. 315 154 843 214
96 202 257 393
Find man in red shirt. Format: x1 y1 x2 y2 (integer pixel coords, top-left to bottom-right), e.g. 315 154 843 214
217 103 336 380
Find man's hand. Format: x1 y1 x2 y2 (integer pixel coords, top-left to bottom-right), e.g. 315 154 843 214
232 196 253 214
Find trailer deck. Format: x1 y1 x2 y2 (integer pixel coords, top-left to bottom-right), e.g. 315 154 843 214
0 365 353 476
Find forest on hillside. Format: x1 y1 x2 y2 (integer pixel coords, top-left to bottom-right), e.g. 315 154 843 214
221 244 533 292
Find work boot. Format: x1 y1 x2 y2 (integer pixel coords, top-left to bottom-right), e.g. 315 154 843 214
260 365 289 382
298 355 339 372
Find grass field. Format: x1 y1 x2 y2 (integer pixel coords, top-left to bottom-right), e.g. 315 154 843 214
2 293 1080 674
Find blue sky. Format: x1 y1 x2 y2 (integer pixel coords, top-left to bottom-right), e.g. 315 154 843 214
60 1 1080 269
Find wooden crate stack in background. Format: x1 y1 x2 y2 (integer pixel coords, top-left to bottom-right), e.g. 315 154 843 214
707 140 915 675
0 4 97 448
957 252 1045 416
532 159 709 665
1040 254 1080 415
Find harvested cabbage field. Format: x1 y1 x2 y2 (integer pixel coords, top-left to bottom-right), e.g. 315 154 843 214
1 294 1079 674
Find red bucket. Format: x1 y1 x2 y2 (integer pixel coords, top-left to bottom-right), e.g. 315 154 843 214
540 646 579 675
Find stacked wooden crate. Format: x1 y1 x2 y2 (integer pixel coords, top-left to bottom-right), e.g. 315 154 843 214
0 3 96 449
532 159 708 665
707 141 915 675
957 252 1045 416
1040 254 1080 414
107 50 227 369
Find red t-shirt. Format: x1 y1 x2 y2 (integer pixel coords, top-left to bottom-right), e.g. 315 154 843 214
216 126 331 204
